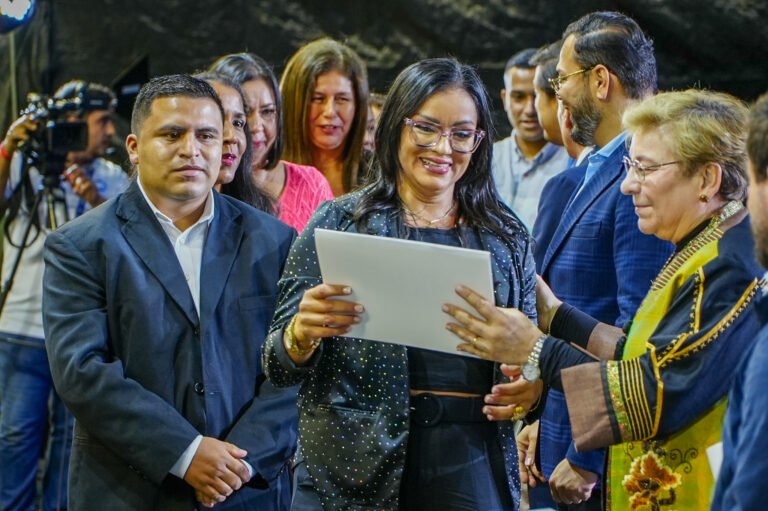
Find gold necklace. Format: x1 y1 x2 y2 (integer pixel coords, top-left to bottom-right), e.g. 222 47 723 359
401 200 457 227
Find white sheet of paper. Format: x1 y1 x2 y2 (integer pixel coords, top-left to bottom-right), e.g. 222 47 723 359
707 441 723 481
314 228 494 356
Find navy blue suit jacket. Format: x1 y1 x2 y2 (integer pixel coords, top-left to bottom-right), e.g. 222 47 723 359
532 162 587 272
712 294 768 511
43 180 298 510
538 140 672 476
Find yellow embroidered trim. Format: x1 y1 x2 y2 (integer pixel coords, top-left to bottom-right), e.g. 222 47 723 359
650 200 742 293
661 278 761 366
607 362 632 441
615 358 654 441
651 228 722 292
692 268 705 333
650 345 664 437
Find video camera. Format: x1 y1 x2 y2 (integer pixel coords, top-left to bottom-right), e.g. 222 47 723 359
20 93 88 177
19 85 115 177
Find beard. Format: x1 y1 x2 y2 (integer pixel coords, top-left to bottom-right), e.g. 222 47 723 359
568 88 602 147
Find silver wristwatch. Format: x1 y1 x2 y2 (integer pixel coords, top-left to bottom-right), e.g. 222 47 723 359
521 335 547 382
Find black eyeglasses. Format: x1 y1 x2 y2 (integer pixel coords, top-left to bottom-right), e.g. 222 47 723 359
548 66 594 93
403 118 485 154
622 156 680 182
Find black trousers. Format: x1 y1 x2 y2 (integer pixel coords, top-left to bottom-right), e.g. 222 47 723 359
398 419 514 511
292 395 515 510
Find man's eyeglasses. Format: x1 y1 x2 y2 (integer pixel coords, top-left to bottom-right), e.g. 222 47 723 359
622 156 680 182
403 118 485 154
549 66 594 93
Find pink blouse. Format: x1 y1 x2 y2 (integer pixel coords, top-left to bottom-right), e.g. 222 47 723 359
278 161 334 232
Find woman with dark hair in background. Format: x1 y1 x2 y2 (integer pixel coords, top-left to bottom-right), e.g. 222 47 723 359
210 53 333 231
363 91 387 153
263 57 534 510
279 38 369 197
194 71 272 210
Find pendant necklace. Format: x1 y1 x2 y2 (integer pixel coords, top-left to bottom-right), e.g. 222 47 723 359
401 200 457 227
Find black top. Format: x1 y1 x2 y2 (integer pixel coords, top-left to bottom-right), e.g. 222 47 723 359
405 226 495 394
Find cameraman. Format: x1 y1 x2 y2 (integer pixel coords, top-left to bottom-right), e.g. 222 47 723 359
0 80 128 511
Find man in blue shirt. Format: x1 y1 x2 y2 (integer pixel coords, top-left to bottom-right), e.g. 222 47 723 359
710 91 768 511
492 48 569 229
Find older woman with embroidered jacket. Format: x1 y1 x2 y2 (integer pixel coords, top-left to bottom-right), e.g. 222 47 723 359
263 58 535 510
444 90 764 511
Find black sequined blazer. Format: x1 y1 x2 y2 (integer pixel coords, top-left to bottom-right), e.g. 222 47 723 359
263 187 536 510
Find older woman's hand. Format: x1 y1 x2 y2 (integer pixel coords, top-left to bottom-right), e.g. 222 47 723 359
482 364 543 421
285 283 363 362
535 275 562 334
443 285 543 365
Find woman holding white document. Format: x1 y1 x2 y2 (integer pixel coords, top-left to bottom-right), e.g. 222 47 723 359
263 58 535 510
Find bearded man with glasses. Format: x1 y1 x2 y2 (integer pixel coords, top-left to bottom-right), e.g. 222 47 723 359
502 11 673 511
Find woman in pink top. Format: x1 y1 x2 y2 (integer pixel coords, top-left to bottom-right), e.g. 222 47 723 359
210 53 334 232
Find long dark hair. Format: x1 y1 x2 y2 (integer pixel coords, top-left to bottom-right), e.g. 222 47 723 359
354 58 524 245
209 52 283 170
194 71 274 213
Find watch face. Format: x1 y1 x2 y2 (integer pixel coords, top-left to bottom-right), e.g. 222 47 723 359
522 362 540 382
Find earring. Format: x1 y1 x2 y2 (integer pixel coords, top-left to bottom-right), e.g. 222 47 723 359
699 194 709 203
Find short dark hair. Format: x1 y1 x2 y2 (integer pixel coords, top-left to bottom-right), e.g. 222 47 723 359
563 11 657 99
209 53 283 170
54 80 116 116
130 74 224 134
504 48 537 73
530 41 562 96
356 58 525 246
748 92 768 182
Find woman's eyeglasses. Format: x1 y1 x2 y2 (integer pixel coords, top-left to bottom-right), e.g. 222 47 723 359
622 156 680 182
403 118 485 154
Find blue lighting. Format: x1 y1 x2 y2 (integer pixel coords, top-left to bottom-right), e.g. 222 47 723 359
0 0 33 20
0 0 35 33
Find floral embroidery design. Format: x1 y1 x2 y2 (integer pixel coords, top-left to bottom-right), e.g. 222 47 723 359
622 451 681 510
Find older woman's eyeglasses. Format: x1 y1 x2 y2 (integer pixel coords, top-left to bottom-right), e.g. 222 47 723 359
548 67 594 93
403 118 485 154
623 156 680 182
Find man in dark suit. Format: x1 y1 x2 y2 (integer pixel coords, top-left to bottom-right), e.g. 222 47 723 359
42 74 297 510
711 91 768 511
533 12 672 510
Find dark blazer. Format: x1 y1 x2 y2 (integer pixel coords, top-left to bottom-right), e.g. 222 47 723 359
42 180 298 511
532 161 587 272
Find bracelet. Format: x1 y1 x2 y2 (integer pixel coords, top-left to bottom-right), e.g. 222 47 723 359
0 143 10 160
285 315 321 357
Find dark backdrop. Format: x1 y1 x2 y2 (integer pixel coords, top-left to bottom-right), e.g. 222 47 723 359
1 0 767 141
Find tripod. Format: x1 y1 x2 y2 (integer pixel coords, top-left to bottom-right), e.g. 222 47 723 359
0 157 70 315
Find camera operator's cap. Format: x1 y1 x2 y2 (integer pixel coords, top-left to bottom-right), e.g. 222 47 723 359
54 80 118 115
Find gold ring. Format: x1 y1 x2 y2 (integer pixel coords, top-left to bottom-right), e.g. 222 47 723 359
512 405 526 421
472 335 478 345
